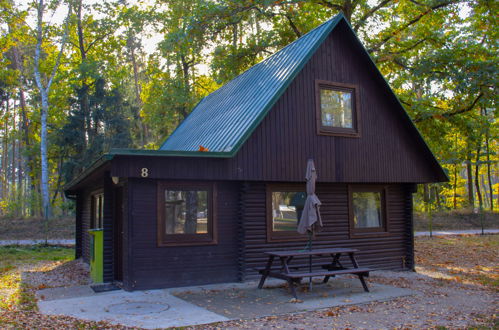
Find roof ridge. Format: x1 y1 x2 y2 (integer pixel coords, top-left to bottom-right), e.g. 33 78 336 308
159 14 344 152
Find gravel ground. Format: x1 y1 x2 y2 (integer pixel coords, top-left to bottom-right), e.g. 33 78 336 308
2 236 497 329
25 256 496 329
22 259 91 289
190 270 497 329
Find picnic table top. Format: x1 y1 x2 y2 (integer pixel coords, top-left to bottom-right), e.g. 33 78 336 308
263 247 359 257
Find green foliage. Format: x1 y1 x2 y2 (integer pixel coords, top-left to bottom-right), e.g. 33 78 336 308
58 75 132 183
0 0 497 217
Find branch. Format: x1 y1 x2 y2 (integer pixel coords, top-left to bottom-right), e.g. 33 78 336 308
368 0 460 53
85 31 115 54
400 98 445 111
46 2 73 91
409 0 426 6
285 14 302 38
313 0 344 11
353 0 393 32
34 0 45 92
413 92 484 122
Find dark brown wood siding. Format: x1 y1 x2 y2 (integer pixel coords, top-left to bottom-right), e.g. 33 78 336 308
124 178 240 290
75 194 83 259
240 182 414 280
110 21 444 184
103 174 114 282
122 181 133 289
80 191 92 263
230 21 441 183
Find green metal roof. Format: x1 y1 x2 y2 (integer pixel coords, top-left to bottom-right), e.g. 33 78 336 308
160 14 344 154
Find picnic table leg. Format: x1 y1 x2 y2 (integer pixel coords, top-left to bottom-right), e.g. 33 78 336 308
323 253 342 283
348 252 359 268
288 279 298 299
258 255 274 289
348 253 369 292
358 274 369 292
281 256 292 274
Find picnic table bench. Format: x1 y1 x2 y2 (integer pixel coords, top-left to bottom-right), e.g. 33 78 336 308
256 247 371 298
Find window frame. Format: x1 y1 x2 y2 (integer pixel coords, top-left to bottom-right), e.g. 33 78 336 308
348 185 389 238
90 190 104 229
157 181 217 247
266 184 308 243
315 80 360 137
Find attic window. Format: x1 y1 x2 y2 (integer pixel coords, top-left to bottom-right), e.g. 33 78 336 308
316 80 360 137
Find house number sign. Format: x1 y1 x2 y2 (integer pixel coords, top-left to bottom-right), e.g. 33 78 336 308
141 168 149 177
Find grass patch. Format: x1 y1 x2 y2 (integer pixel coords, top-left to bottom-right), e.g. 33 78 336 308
0 245 73 311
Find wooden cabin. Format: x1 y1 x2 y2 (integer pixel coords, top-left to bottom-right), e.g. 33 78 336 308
65 14 447 291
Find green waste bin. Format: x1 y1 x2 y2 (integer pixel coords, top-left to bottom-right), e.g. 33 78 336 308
88 229 103 283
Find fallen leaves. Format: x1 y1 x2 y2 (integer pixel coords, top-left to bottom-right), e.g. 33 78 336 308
1 236 498 329
415 235 499 291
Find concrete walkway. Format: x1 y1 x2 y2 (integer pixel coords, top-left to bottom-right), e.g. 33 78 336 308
414 229 499 236
37 276 415 329
0 239 75 246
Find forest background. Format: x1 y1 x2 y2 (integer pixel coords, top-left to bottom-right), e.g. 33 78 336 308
0 0 497 222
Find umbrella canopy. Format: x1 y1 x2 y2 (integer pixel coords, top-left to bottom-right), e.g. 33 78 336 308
297 159 323 235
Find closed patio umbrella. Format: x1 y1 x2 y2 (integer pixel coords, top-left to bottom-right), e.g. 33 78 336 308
297 159 323 290
297 159 323 240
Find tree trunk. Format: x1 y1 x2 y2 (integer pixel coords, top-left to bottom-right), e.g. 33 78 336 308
180 54 191 119
453 163 458 209
423 184 433 236
483 108 494 211
12 45 33 217
480 174 490 209
34 0 71 222
466 157 474 207
434 185 441 209
232 23 238 49
40 89 50 219
2 97 9 200
11 100 17 217
76 0 91 149
128 34 147 146
1 102 8 209
8 1 32 216
474 140 483 210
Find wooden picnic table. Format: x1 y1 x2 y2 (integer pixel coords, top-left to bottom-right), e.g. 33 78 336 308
257 247 371 298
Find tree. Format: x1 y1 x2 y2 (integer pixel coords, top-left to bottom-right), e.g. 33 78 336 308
33 0 72 219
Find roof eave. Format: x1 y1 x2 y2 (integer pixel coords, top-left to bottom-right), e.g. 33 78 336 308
64 148 233 195
109 148 233 158
64 154 114 195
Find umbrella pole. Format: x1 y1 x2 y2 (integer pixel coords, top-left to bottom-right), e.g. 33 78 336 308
308 231 313 290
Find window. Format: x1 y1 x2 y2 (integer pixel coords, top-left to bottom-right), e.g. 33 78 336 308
91 193 104 229
349 186 387 237
157 182 216 246
266 185 307 242
316 80 359 137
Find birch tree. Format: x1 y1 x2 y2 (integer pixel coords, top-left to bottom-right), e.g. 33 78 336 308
33 0 72 220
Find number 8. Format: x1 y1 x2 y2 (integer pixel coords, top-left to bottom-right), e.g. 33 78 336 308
141 168 149 177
